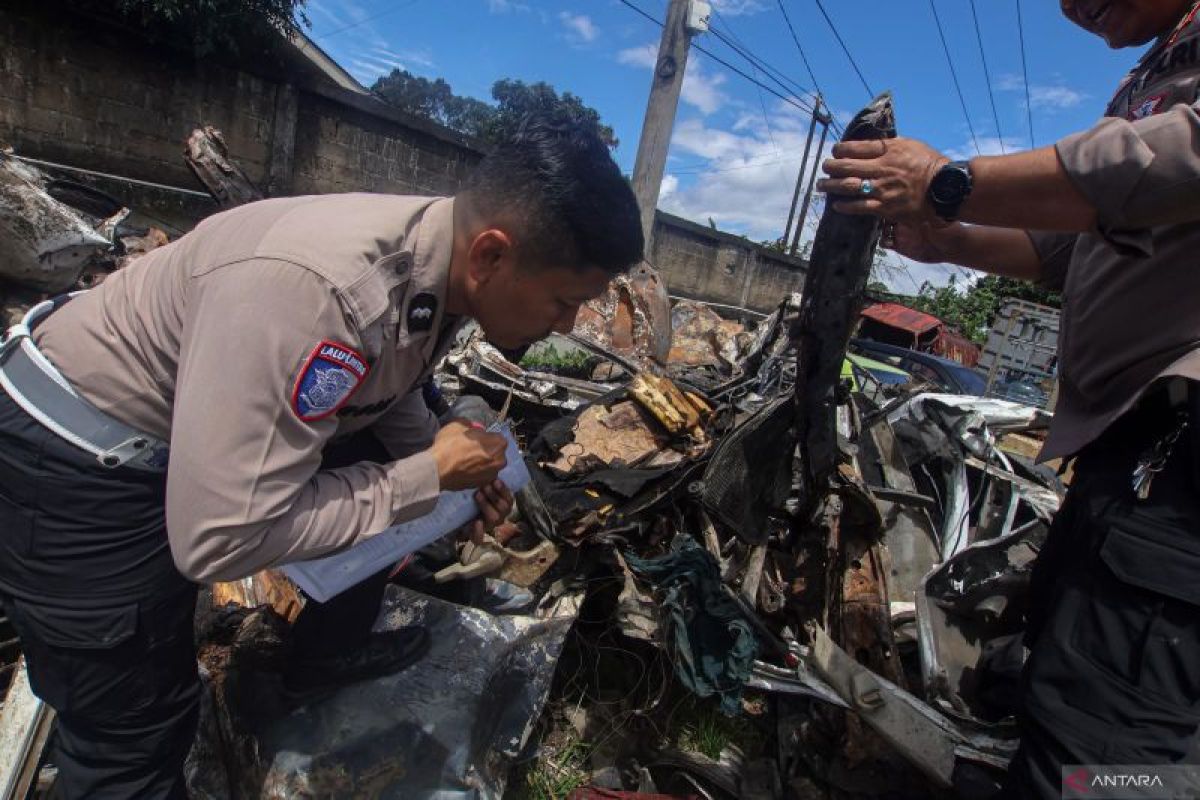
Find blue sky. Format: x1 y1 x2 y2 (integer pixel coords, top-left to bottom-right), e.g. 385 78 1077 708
303 0 1141 292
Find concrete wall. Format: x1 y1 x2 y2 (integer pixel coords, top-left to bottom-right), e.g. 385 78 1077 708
0 4 277 193
0 1 805 313
290 86 481 197
0 1 484 202
651 212 807 314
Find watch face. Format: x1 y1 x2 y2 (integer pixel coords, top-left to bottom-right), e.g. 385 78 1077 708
931 167 970 202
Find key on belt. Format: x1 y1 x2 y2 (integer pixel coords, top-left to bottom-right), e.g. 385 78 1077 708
1131 412 1188 500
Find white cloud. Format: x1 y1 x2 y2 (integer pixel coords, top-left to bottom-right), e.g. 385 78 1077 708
616 43 656 68
647 100 967 292
559 12 599 43
997 73 1088 111
945 135 1028 161
373 45 435 70
617 43 729 115
710 0 767 15
488 0 530 12
656 111 831 242
1028 85 1088 110
681 59 729 115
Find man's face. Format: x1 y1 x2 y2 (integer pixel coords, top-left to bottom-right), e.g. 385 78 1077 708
469 254 613 350
1061 0 1193 47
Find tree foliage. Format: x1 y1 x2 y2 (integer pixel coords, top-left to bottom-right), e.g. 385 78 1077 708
93 0 307 55
371 70 617 148
904 274 1062 344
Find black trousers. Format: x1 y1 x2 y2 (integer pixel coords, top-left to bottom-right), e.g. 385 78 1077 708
1005 401 1200 797
0 389 391 799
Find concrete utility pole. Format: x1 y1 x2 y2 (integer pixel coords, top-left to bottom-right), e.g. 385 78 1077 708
782 101 820 248
630 0 705 253
790 118 829 257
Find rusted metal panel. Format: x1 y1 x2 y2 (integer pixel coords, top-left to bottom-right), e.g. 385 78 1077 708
573 263 672 365
861 302 941 337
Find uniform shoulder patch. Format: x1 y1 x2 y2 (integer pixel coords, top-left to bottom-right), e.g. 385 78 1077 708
292 340 369 422
1129 93 1166 120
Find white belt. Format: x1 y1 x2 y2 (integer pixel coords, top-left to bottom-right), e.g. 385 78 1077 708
0 297 169 473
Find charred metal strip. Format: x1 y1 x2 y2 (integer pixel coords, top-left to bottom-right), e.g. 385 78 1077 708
792 93 896 507
865 485 938 509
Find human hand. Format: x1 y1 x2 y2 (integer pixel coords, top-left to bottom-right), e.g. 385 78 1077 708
429 420 507 492
467 479 514 544
818 137 949 223
880 219 961 264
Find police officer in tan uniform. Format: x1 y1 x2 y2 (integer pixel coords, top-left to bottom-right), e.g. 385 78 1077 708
820 1 1200 795
0 120 643 798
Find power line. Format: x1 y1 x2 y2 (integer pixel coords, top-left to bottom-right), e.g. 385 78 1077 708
615 0 818 118
706 9 780 152
314 0 423 40
708 26 815 111
928 0 981 156
969 0 1005 153
671 153 805 175
1016 0 1036 148
773 1 822 99
772 1 840 136
812 0 874 98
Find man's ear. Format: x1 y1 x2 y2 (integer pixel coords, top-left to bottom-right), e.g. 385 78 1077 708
467 228 515 287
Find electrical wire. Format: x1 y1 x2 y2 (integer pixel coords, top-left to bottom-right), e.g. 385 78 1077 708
615 0 819 118
670 153 805 175
969 0 1005 153
773 0 842 137
928 0 981 156
773 0 822 100
710 4 783 151
707 25 816 112
314 0 424 41
1016 0 1036 148
812 0 873 97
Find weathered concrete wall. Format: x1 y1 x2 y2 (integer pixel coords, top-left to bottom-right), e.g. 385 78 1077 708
0 1 804 313
651 212 807 314
0 1 483 202
290 87 480 197
0 4 277 192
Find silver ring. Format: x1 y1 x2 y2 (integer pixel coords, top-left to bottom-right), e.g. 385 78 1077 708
859 179 875 196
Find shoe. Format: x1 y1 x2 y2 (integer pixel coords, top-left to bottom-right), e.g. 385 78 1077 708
281 626 430 699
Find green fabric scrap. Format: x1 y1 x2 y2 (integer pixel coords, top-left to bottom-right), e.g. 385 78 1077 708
625 537 759 714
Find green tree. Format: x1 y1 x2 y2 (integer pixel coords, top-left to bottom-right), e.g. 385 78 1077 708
95 0 307 55
371 71 617 148
906 273 1062 344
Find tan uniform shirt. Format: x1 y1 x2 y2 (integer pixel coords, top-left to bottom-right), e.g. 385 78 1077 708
36 194 466 582
1030 6 1200 460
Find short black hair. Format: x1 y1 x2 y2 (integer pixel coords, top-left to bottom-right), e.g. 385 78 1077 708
461 116 644 275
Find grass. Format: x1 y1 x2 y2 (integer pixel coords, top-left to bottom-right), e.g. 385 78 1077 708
519 343 593 375
672 696 767 763
508 727 592 800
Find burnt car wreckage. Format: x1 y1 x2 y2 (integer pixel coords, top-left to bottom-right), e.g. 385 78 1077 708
0 97 1067 799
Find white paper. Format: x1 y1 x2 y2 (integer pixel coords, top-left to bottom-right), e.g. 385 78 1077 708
283 424 530 603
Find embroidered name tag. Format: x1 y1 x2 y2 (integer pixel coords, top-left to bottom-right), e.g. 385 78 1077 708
292 341 369 422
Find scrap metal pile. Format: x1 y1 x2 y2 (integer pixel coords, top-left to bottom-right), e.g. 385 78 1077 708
0 145 174 328
178 96 1064 799
0 102 1065 799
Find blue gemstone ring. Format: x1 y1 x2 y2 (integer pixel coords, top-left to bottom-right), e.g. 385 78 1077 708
859 179 875 196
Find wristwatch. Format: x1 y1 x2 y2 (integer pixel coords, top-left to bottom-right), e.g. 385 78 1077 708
927 160 973 221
